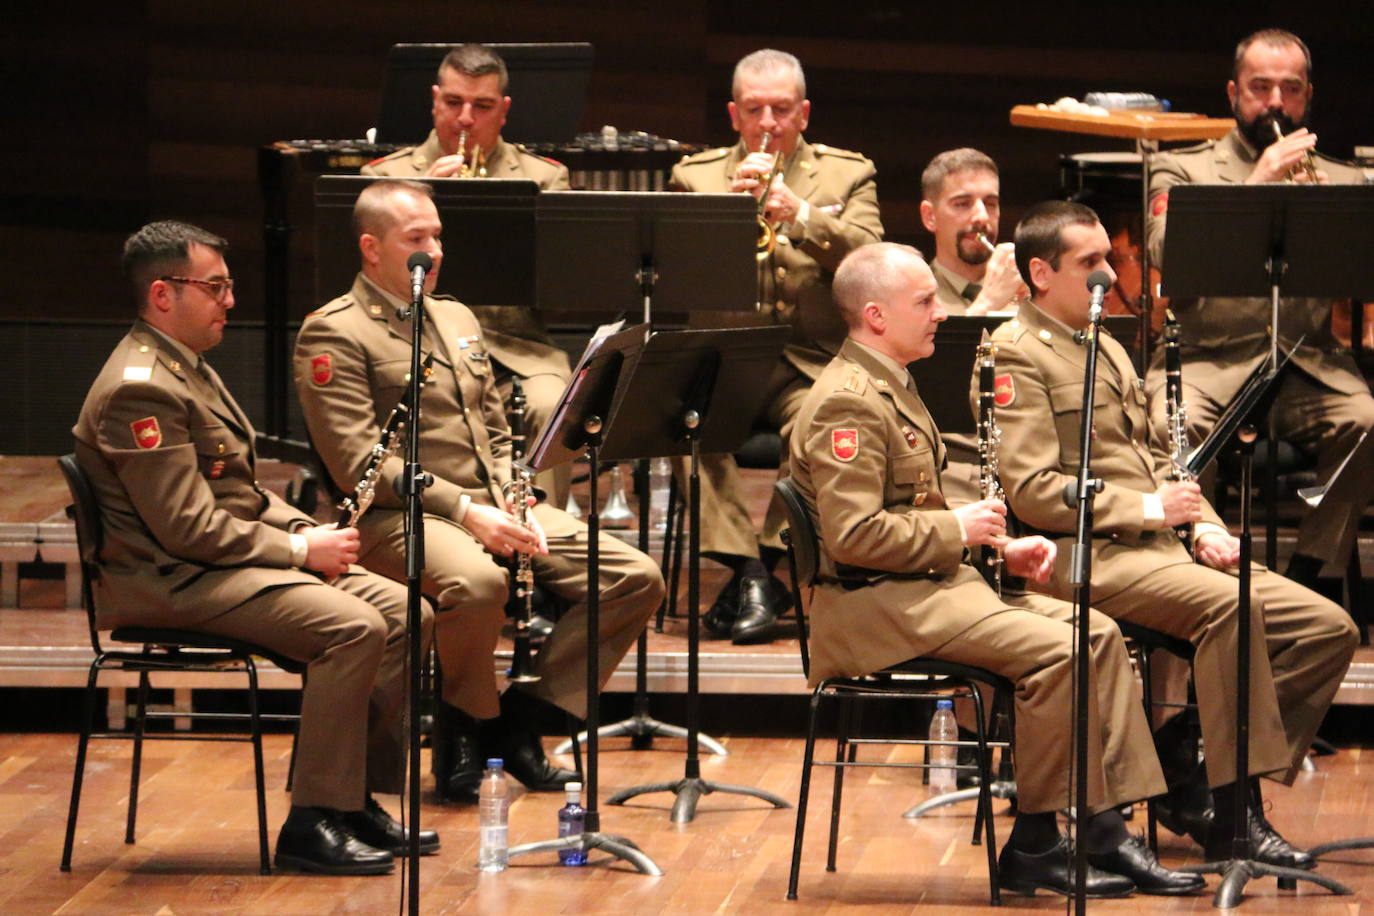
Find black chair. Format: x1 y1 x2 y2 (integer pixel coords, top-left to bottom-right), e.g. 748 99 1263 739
57 454 306 875
773 478 1011 905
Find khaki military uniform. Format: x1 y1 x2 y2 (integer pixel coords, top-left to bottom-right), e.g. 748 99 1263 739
989 303 1357 784
73 321 422 812
294 274 663 720
671 138 884 558
789 337 1165 814
364 131 576 504
1145 128 1374 570
931 258 981 317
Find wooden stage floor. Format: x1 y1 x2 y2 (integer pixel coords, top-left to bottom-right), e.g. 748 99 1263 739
7 731 1374 914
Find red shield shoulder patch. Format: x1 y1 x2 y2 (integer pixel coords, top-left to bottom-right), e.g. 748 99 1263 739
993 374 1015 407
1150 191 1168 217
130 416 162 449
832 428 859 462
311 353 333 385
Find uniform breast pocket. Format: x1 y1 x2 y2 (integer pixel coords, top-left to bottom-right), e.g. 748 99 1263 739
464 348 491 378
188 424 241 483
1048 382 1108 467
890 449 935 507
374 359 411 397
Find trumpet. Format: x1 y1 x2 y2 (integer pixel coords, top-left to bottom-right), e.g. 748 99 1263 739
455 129 488 178
502 378 540 684
974 232 997 256
1271 122 1320 183
754 132 785 261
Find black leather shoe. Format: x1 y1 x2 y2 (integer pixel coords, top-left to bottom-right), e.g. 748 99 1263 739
274 806 394 875
1152 784 1214 848
484 691 578 791
731 575 794 645
702 576 740 638
432 702 483 804
1089 834 1205 896
998 836 1135 898
340 796 441 856
1205 808 1315 869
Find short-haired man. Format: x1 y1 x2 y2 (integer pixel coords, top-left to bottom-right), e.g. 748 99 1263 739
75 221 436 874
295 181 664 803
672 48 884 643
1145 28 1374 589
364 43 575 505
987 200 1357 868
920 148 1026 316
790 241 1202 897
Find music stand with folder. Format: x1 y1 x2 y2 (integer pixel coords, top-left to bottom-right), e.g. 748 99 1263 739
538 190 756 760
1163 185 1374 906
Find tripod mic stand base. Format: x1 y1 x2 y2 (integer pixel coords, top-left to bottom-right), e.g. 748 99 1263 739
508 831 663 876
607 777 790 824
902 780 1016 819
554 717 729 756
1179 858 1351 908
1308 836 1374 858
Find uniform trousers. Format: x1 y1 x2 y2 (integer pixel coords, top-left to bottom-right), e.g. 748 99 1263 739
360 502 663 721
194 570 420 812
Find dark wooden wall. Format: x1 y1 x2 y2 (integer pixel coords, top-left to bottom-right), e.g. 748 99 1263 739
3 2 1370 329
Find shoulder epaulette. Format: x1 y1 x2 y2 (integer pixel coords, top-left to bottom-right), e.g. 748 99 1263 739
514 143 565 168
368 146 415 165
1169 138 1218 157
120 342 159 382
811 143 866 161
988 318 1025 343
677 146 731 166
838 362 868 395
304 295 355 321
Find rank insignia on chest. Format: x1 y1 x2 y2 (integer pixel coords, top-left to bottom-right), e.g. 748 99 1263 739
994 374 1015 407
456 335 480 350
208 459 226 480
310 353 332 385
130 416 162 449
901 425 918 448
832 428 859 462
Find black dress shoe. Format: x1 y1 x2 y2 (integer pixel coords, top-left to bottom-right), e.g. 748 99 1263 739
1088 835 1206 896
702 576 740 637
731 575 791 645
1152 785 1213 848
483 691 578 791
340 796 441 856
274 806 394 875
432 702 484 804
1204 808 1315 869
998 836 1135 898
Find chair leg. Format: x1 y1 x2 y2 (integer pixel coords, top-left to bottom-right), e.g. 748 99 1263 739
787 687 825 900
246 660 272 876
60 663 102 871
826 697 853 872
970 684 1000 905
126 672 151 844
1136 646 1161 853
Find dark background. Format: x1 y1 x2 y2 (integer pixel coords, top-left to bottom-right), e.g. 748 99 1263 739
2 2 1370 449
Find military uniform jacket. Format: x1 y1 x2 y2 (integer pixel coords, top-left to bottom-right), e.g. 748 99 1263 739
931 258 978 316
988 303 1226 601
72 322 320 626
363 132 573 378
1146 128 1369 402
295 274 538 537
790 339 1013 684
671 138 884 381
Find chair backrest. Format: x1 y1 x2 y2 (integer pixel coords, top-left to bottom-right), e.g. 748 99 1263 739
773 477 816 679
57 454 106 655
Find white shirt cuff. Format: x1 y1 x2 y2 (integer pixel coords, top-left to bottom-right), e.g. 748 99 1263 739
1194 522 1228 543
952 511 968 545
289 532 309 568
1142 493 1165 528
454 493 472 524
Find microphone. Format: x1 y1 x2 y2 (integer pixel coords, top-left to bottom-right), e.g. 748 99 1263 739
407 251 433 301
1086 269 1111 324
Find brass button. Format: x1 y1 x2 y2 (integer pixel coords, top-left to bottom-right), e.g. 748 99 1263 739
217 443 225 455
820 240 832 251
775 266 786 280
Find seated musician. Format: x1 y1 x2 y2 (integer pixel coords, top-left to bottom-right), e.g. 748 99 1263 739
294 180 663 804
985 200 1356 868
364 42 574 506
1144 28 1374 593
671 48 884 644
74 221 435 874
791 241 1203 897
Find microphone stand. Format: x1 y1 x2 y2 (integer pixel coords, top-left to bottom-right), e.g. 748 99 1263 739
398 255 433 916
1062 277 1109 915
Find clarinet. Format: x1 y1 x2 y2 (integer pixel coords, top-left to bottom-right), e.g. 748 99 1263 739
976 340 1005 593
1162 309 1195 552
502 378 540 684
336 355 434 528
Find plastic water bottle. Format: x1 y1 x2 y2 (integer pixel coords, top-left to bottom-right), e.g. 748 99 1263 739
928 699 958 794
557 781 587 866
649 456 673 532
478 758 509 871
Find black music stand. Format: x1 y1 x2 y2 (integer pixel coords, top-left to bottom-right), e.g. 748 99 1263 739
1164 185 1374 906
538 190 755 757
509 323 661 874
595 326 792 822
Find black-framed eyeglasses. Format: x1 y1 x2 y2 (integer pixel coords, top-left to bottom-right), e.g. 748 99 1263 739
160 275 234 300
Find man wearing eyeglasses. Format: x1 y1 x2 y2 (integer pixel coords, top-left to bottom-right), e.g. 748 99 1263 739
73 221 435 875
363 43 575 507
